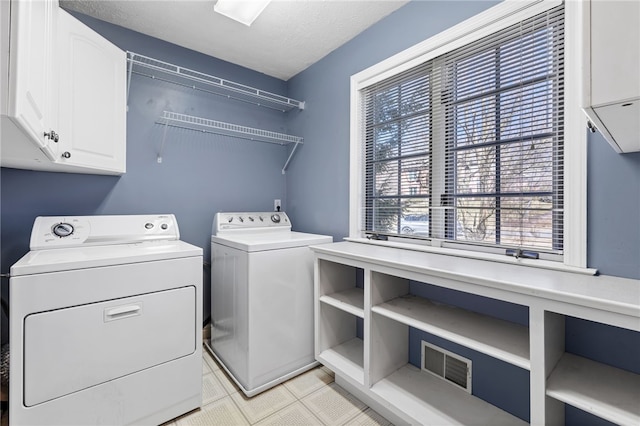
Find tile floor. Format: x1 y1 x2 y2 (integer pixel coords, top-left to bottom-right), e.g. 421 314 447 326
164 347 393 426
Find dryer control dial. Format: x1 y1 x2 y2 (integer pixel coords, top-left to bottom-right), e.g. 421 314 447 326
52 223 74 238
270 214 281 223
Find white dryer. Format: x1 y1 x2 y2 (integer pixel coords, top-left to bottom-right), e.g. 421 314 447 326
9 214 203 426
208 212 332 397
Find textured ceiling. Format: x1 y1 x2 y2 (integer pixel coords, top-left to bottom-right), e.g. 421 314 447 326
60 0 409 81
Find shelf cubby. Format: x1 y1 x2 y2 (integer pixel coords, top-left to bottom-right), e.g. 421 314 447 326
370 271 530 370
372 296 530 370
316 302 364 385
367 270 530 423
369 311 527 425
546 353 640 426
371 364 528 425
314 260 365 384
316 260 364 316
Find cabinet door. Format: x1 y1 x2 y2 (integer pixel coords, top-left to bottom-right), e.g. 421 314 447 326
56 9 126 174
7 0 58 160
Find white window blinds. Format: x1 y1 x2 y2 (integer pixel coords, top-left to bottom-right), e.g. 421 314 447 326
362 4 564 257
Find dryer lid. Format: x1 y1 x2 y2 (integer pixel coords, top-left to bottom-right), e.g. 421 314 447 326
10 239 202 276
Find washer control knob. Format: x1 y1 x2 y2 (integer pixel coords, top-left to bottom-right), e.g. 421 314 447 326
52 223 74 238
239 217 244 222
145 223 154 229
161 223 168 230
228 217 233 223
248 217 254 221
271 214 281 223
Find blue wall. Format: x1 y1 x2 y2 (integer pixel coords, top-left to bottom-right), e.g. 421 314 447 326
587 132 640 278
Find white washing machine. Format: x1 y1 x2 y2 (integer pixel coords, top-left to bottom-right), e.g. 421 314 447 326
208 211 332 397
9 214 203 426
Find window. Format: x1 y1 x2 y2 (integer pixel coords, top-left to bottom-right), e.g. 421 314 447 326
356 3 566 260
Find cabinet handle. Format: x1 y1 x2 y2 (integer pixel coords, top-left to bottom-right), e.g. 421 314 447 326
62 151 71 159
44 130 59 142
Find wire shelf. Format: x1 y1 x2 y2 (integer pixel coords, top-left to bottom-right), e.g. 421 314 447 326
127 52 305 112
157 111 303 174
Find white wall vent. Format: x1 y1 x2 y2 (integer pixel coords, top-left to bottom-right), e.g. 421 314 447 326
421 341 472 393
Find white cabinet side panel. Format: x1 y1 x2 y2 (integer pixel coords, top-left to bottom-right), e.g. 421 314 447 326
589 1 640 105
247 247 316 388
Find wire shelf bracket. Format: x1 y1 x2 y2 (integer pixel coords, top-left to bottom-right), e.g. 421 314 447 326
127 52 305 112
157 111 303 174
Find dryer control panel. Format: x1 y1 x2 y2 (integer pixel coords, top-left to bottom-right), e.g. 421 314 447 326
213 212 291 234
29 214 180 250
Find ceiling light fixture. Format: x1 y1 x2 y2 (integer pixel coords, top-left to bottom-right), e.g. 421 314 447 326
214 0 272 26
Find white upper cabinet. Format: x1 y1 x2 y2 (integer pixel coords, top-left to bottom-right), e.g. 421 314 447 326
56 9 126 174
582 0 640 153
1 0 126 175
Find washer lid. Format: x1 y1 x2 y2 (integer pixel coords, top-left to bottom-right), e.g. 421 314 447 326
211 231 332 252
10 240 202 276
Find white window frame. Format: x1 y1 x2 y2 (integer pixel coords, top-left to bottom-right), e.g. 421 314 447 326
349 0 589 273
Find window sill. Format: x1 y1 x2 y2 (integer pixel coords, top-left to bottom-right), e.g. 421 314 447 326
344 237 597 276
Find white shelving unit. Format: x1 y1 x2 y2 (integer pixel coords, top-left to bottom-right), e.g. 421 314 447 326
127 52 306 172
127 52 304 112
155 111 303 173
312 241 640 426
367 271 529 425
